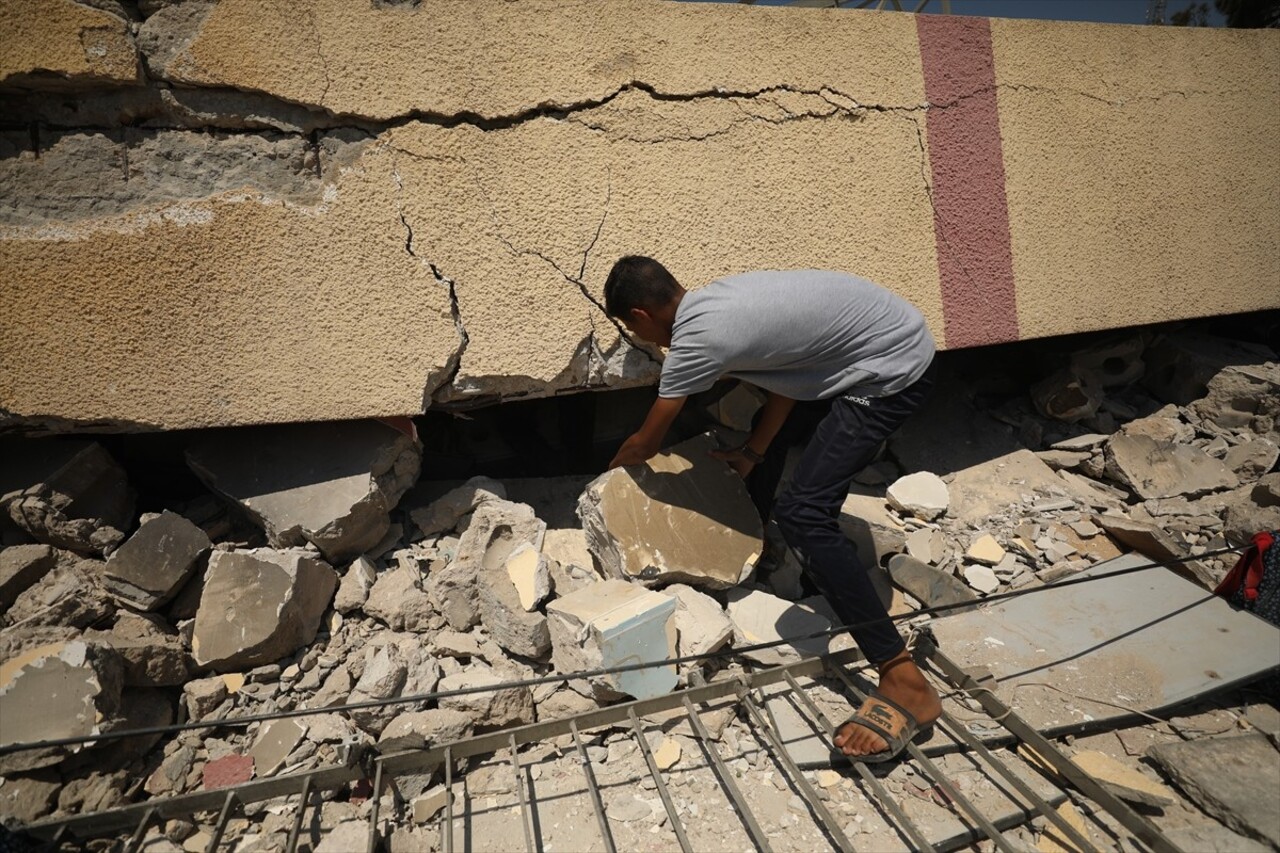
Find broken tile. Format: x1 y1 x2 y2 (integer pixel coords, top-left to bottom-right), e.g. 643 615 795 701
248 720 307 778
578 433 761 589
966 534 1005 566
202 753 254 790
962 564 1000 595
905 528 945 565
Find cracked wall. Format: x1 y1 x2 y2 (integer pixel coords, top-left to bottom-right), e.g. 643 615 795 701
1 0 1276 432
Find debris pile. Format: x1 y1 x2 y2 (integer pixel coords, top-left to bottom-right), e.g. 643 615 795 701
0 328 1276 849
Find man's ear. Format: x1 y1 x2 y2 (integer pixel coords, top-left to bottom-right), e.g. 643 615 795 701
628 307 652 324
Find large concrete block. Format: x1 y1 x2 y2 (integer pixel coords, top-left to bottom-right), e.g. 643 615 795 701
578 434 761 589
547 580 677 701
0 440 135 556
192 549 337 671
103 510 211 610
0 639 123 773
426 500 545 631
187 420 420 563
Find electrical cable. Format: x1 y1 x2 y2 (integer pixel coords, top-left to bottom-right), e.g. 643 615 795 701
0 543 1248 757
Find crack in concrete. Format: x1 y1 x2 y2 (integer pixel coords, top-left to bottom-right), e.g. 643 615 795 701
390 152 469 409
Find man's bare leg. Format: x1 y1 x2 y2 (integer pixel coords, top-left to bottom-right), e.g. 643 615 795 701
834 650 942 757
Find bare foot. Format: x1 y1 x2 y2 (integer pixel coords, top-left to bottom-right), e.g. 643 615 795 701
834 651 942 758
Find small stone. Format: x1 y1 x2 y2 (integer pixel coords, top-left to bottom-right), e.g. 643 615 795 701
1068 520 1100 538
333 556 377 614
653 737 681 771
817 770 842 788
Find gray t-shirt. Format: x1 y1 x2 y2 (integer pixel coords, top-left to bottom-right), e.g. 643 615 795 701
658 270 935 401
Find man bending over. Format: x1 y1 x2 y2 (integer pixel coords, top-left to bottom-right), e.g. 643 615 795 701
605 255 941 763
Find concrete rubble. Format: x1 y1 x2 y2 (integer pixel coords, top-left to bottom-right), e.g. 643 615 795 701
0 329 1276 850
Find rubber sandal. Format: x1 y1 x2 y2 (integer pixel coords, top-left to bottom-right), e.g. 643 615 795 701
835 691 929 764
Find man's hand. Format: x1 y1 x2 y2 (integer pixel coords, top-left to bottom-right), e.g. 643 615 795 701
608 395 687 470
709 446 757 479
609 432 660 469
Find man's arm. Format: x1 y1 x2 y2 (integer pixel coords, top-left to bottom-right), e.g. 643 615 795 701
712 391 796 477
609 395 687 469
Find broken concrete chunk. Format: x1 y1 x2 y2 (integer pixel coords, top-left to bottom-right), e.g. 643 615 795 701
248 719 307 778
345 646 407 736
103 510 211 610
186 419 420 563
885 472 949 521
1224 438 1279 480
379 708 473 752
0 439 135 556
1190 363 1280 432
0 768 62 824
838 494 908 566
363 564 437 632
666 583 733 661
5 559 115 629
905 528 945 565
0 640 123 773
437 667 534 728
1148 734 1280 848
411 787 454 824
477 546 551 658
547 580 677 701
191 548 337 671
578 433 761 589
86 614 191 687
0 543 56 611
333 555 377 614
948 450 1093 526
426 499 545 630
1221 474 1280 545
184 675 229 721
1051 433 1110 452
1105 432 1238 500
410 475 507 538
886 554 978 612
725 588 830 667
1093 514 1218 588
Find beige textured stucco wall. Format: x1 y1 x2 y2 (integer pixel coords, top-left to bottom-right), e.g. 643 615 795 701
1 0 1276 431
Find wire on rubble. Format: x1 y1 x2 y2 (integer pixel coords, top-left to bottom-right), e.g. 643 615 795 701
0 544 1248 757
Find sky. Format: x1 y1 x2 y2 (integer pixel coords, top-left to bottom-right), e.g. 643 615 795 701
676 0 1227 27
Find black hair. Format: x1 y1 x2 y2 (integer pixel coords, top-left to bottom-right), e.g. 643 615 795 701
603 255 681 319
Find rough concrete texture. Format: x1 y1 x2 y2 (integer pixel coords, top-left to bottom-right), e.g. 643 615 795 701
187 420 419 563
0 0 140 89
1148 735 1280 848
0 544 56 610
102 510 211 609
0 640 123 774
3 1 1273 430
191 549 338 671
579 434 762 589
0 440 135 555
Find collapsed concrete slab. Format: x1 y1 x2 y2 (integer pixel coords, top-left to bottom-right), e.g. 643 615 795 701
0 440 135 556
186 420 420 563
947 450 1096 526
546 580 677 701
578 434 761 589
0 640 123 774
192 549 337 671
426 499 545 631
102 510 211 610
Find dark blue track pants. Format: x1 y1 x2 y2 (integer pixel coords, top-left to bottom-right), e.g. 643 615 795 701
747 364 935 664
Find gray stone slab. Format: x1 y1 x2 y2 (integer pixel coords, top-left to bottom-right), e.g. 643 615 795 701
103 510 211 609
1148 735 1280 849
930 554 1280 733
886 553 979 612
